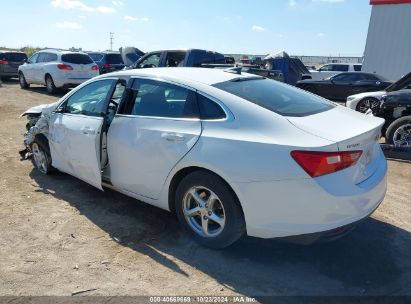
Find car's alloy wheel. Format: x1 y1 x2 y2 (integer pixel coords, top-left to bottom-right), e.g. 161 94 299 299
175 170 246 248
182 186 226 237
31 142 50 174
392 123 411 147
356 98 379 113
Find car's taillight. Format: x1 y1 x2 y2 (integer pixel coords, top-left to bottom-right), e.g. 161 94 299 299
0 59 9 65
91 65 99 71
104 63 112 69
291 150 363 178
57 64 73 70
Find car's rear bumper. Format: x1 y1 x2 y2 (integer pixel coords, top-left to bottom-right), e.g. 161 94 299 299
0 71 18 78
54 76 98 88
236 152 387 239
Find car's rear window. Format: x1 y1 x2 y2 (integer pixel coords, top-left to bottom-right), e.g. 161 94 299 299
2 52 27 62
88 53 104 62
61 53 93 64
106 53 123 64
213 78 335 117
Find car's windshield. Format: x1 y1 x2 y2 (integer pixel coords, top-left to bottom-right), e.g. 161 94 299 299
106 53 123 64
213 78 335 117
88 53 104 62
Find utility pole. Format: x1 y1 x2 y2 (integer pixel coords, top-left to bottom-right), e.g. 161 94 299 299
110 32 114 51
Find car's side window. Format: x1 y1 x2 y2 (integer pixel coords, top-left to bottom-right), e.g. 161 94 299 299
37 53 48 63
332 64 349 72
319 64 333 72
137 53 161 69
165 51 185 67
63 79 115 117
129 79 199 118
197 94 226 120
28 53 39 64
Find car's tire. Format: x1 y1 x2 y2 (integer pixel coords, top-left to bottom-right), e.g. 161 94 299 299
19 72 30 89
356 97 379 113
45 74 58 95
385 116 411 147
304 85 317 94
175 170 246 249
30 135 53 175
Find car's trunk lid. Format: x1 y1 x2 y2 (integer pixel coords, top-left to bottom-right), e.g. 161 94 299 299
287 106 385 183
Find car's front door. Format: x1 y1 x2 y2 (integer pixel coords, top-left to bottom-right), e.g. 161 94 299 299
107 77 202 199
48 78 118 190
24 53 39 82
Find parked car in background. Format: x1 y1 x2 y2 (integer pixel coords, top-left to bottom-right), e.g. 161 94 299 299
309 63 362 80
296 72 392 102
224 56 235 64
87 51 125 74
22 67 386 248
0 50 27 80
127 49 226 69
346 71 411 113
18 50 99 94
372 89 411 146
119 46 145 67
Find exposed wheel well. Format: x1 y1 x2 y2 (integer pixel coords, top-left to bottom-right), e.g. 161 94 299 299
168 166 242 215
45 73 52 82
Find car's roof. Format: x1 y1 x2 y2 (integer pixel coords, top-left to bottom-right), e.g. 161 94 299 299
0 50 25 54
87 51 120 54
38 49 89 55
101 67 260 86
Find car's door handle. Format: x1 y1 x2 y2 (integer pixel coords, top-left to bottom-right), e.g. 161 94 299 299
81 127 96 135
161 132 185 142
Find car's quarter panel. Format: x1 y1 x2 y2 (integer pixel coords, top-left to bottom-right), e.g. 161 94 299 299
48 113 104 190
107 115 202 199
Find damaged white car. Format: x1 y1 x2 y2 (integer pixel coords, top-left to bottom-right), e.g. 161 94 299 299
21 68 387 248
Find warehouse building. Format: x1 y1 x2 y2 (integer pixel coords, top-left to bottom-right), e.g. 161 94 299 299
362 0 411 80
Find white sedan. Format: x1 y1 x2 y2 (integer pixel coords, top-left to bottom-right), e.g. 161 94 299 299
346 71 411 113
22 68 387 248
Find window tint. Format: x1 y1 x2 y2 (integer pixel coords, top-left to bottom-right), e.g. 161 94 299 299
88 53 104 62
2 52 27 62
198 94 226 119
165 51 186 67
130 79 198 118
106 53 124 64
213 78 335 117
37 53 49 63
63 79 114 116
48 53 57 62
28 53 39 64
137 53 161 68
192 51 225 67
62 53 93 64
332 64 349 72
354 65 362 71
319 64 333 71
332 73 363 82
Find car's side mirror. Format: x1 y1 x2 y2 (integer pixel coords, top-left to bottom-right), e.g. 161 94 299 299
54 106 65 113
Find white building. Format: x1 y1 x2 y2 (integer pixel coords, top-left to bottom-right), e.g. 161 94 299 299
362 0 411 81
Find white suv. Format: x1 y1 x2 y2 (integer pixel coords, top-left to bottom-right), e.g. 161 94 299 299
18 49 99 94
310 63 362 80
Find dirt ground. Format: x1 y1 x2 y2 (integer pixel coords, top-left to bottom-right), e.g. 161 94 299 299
0 79 410 297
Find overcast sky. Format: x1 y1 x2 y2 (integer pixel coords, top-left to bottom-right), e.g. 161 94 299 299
2 0 372 56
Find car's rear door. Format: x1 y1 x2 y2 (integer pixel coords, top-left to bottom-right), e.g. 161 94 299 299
48 78 118 189
107 77 202 199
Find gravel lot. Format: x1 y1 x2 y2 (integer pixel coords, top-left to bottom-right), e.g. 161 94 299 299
0 79 410 297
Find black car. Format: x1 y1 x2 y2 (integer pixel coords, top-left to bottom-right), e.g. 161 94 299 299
87 51 125 74
373 89 411 146
296 72 392 101
129 49 226 69
0 50 27 80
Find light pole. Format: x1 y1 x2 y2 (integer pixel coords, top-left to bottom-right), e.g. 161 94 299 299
110 32 114 51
